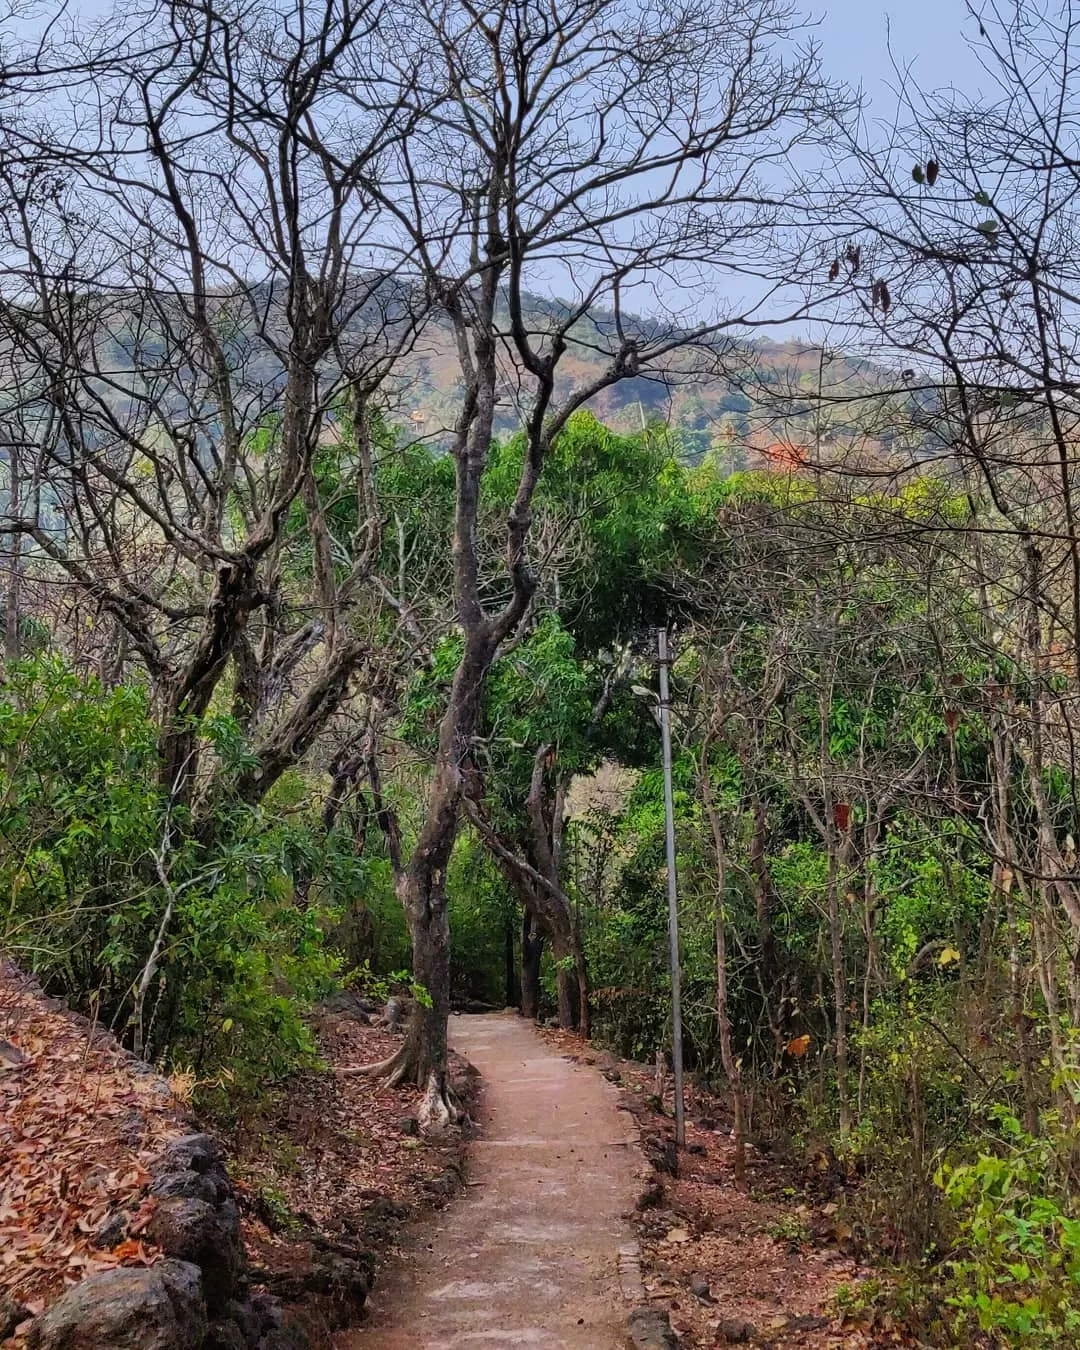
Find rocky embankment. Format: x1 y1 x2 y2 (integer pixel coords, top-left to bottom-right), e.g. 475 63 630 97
26 1132 307 1350
1 967 455 1350
1 961 323 1349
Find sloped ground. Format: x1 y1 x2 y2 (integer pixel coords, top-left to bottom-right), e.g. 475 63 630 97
0 961 185 1335
0 965 471 1347
230 1003 475 1340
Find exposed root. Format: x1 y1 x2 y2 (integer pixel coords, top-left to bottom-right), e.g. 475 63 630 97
337 1038 414 1085
338 1035 469 1133
418 1070 465 1130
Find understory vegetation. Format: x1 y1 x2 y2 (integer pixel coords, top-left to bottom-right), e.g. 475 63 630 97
5 0 1080 1341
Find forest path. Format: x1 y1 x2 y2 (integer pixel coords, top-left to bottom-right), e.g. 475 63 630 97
345 1011 644 1349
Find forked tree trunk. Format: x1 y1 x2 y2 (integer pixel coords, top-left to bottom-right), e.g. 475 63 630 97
477 747 589 1034
351 631 498 1125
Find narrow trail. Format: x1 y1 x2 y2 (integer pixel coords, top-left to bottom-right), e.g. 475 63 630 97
347 1011 644 1349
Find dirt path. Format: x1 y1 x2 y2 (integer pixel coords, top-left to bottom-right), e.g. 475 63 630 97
347 1012 644 1349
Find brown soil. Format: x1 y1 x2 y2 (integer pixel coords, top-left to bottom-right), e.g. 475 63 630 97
228 1004 474 1341
539 1028 913 1349
0 966 472 1347
345 1011 645 1349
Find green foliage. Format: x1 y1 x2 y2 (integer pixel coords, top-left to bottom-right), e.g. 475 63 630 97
939 1112 1080 1346
447 832 512 1006
0 659 341 1104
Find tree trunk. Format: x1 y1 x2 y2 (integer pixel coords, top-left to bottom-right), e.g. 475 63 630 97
505 909 518 1009
4 441 20 664
402 890 456 1119
352 630 496 1123
521 908 543 1020
556 962 578 1029
699 740 746 1180
574 923 590 1038
827 837 851 1140
525 745 587 1032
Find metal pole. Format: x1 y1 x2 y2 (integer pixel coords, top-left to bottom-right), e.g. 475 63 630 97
656 628 685 1147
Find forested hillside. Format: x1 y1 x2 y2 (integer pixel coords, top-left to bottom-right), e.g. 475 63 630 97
3 0 1080 1344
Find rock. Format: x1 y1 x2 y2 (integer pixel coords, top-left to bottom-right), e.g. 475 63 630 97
420 1173 455 1200
221 1297 265 1344
151 1167 226 1205
146 1195 244 1313
382 996 409 1028
717 1315 756 1343
158 1133 220 1175
205 1318 249 1350
365 1195 410 1220
318 991 377 1021
318 1252 371 1320
636 1179 664 1210
645 1134 679 1176
90 1210 128 1249
0 1038 27 1071
259 1325 311 1350
397 1116 419 1136
784 1314 828 1332
627 1306 679 1349
246 1293 311 1350
690 1274 712 1300
28 1259 207 1350
0 1297 29 1340
216 1293 312 1350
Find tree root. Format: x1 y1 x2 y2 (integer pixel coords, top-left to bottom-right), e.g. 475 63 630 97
337 1037 415 1087
338 1046 467 1131
418 1069 465 1129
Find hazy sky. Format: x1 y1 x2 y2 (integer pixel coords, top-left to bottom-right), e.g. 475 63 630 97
815 0 989 116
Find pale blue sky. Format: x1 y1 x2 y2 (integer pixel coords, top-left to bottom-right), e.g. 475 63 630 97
815 0 989 116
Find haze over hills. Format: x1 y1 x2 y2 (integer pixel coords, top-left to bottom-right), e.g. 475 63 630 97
1 282 925 483
384 293 924 466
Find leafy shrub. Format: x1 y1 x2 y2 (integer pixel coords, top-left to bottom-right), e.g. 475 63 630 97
938 1110 1080 1347
0 659 342 1103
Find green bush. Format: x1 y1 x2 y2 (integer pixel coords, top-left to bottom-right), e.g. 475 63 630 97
0 659 342 1102
938 1110 1080 1346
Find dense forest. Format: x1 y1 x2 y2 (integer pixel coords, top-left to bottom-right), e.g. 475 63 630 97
4 0 1080 1343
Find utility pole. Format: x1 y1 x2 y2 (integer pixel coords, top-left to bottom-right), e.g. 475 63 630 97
655 627 685 1147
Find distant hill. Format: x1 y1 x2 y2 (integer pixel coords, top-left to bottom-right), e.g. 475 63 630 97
390 301 924 467
3 282 926 476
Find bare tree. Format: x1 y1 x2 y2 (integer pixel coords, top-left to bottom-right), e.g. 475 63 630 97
837 0 1080 1029
0 0 426 812
346 0 843 1124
